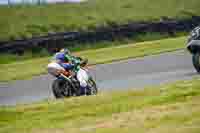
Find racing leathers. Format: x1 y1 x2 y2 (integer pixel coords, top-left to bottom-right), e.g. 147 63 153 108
52 51 89 94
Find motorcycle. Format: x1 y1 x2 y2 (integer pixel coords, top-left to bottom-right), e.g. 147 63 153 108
187 26 200 73
47 57 98 99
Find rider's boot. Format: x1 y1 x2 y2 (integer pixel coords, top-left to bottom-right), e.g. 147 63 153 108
80 86 87 95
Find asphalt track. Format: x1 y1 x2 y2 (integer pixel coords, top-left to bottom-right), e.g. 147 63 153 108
0 50 198 106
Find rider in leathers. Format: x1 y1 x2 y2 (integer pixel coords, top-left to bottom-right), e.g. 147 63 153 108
52 48 89 95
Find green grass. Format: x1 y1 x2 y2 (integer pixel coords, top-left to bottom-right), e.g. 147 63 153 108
0 49 50 64
1 78 200 133
0 31 185 65
0 36 186 82
0 0 199 41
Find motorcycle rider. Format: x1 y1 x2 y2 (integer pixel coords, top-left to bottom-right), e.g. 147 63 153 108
48 48 89 95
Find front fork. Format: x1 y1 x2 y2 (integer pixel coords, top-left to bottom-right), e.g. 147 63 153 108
59 74 75 89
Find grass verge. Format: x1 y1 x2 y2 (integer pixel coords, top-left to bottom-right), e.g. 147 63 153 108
0 32 186 65
0 36 186 82
0 0 199 41
1 78 200 133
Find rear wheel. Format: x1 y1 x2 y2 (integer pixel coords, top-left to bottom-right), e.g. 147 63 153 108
52 79 72 99
192 52 200 73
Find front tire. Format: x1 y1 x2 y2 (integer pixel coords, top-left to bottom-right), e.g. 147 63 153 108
192 52 200 73
87 78 98 95
52 79 71 99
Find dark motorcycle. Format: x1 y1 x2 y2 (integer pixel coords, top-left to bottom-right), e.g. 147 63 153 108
187 26 200 73
48 58 98 99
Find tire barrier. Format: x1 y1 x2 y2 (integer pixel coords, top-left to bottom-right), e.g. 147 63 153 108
0 15 200 54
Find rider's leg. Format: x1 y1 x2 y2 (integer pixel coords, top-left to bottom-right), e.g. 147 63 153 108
77 69 88 95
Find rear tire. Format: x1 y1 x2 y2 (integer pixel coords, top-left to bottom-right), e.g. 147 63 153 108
52 79 71 99
192 52 200 73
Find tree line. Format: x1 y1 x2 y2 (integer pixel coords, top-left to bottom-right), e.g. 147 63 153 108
7 0 46 6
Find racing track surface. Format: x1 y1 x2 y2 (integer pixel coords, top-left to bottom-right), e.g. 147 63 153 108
0 50 198 105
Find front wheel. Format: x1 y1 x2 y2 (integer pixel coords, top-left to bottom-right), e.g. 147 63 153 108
87 78 98 95
52 79 72 99
192 52 200 73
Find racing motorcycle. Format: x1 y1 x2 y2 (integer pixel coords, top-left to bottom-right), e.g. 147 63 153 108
47 57 98 99
187 26 200 73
